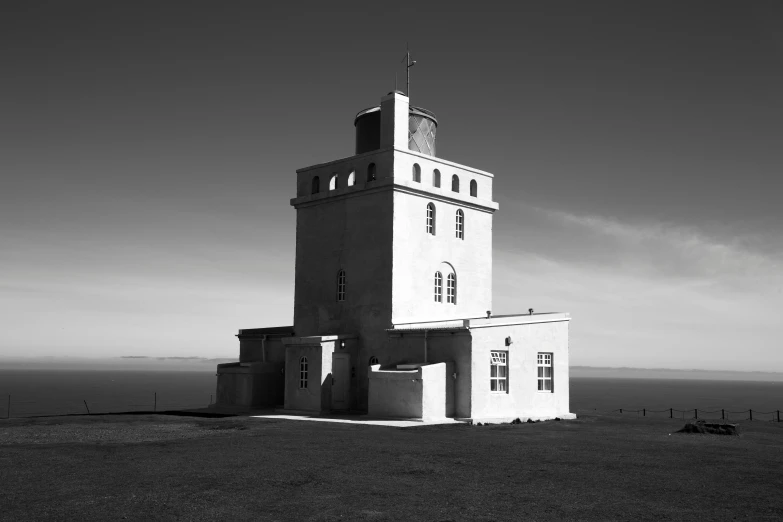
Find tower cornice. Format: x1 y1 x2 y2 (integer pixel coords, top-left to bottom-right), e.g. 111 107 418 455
295 146 494 180
290 178 498 213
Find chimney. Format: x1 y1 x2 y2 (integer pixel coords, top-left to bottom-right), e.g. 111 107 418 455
380 91 409 150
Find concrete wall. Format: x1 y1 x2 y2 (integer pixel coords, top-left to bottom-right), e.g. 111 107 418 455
295 148 395 199
368 362 455 419
469 320 571 420
215 362 284 408
216 364 252 407
391 182 493 324
291 177 394 339
386 331 472 418
239 334 290 363
368 366 421 418
421 362 455 419
283 340 338 413
394 149 494 203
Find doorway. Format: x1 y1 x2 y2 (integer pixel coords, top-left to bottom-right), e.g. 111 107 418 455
331 352 351 410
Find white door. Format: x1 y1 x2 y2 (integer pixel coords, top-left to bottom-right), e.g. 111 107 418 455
331 353 350 410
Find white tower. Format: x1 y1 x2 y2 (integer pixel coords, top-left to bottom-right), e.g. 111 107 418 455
291 92 497 334
289 92 498 409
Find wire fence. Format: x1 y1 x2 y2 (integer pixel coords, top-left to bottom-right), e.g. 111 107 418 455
612 408 782 422
1 393 215 419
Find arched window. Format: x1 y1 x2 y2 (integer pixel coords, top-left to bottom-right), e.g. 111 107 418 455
446 273 457 304
369 356 379 366
470 179 477 197
456 210 464 239
367 163 376 182
299 357 308 389
426 203 436 235
412 163 421 182
311 176 320 195
433 169 441 188
434 271 443 302
451 175 460 193
336 269 346 302
347 170 355 186
329 173 338 191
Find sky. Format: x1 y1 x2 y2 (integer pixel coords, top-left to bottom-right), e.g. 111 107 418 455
1 1 782 371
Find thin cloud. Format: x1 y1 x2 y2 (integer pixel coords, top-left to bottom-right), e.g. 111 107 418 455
534 206 783 290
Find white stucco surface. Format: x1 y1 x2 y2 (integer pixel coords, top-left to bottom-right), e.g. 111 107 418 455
470 318 573 421
368 362 456 420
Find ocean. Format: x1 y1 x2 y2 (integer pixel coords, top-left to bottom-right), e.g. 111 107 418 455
571 377 783 421
0 370 216 418
1 370 782 419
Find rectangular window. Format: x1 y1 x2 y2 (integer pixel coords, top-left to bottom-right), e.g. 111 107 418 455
490 351 507 392
537 353 553 392
434 272 442 302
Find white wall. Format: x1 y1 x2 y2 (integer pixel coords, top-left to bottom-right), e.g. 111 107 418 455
284 341 337 413
469 320 572 420
291 184 394 338
368 365 422 418
394 149 494 202
421 362 455 419
387 331 472 418
391 185 494 324
368 362 455 419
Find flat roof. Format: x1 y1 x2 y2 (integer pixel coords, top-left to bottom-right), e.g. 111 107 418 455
237 326 295 336
389 312 570 332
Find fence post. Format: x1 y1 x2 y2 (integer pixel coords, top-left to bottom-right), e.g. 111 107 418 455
722 409 724 420
643 408 646 417
619 408 622 414
670 408 672 419
749 409 752 421
694 409 697 419
83 400 90 415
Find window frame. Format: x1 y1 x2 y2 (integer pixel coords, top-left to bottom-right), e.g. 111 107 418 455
451 174 460 193
426 203 436 235
347 170 355 186
537 352 553 392
311 176 320 194
336 269 346 302
367 163 377 182
456 209 464 239
329 173 338 191
470 179 478 197
490 351 508 393
446 273 456 304
299 356 308 389
369 356 379 366
413 163 421 183
434 271 443 303
433 169 441 188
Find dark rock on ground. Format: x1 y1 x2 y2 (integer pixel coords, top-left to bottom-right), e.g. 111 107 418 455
677 420 739 435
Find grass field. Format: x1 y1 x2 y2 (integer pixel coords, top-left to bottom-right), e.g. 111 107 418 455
1 413 782 521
